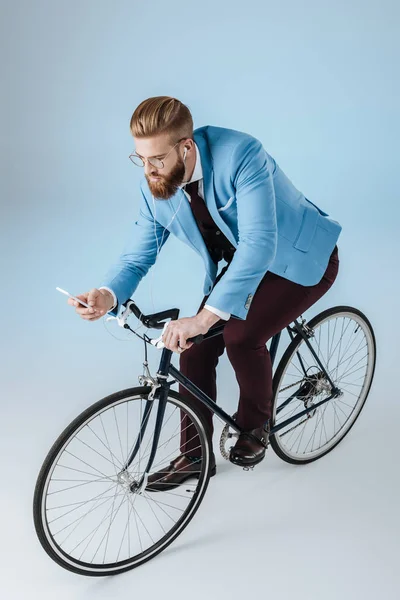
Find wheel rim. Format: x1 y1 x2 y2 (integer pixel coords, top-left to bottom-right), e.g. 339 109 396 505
37 394 209 573
272 311 375 461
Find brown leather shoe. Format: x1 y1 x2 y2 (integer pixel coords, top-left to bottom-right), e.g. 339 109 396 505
229 424 269 467
146 454 216 492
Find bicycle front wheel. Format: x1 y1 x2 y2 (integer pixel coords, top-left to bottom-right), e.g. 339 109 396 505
33 386 212 576
270 306 376 464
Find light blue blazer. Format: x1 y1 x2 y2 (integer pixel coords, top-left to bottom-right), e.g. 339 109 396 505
100 126 342 320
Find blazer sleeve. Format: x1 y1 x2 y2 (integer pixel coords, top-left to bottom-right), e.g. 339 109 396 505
98 185 170 316
205 136 277 320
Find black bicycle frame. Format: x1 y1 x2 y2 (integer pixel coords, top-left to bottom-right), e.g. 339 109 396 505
127 318 341 484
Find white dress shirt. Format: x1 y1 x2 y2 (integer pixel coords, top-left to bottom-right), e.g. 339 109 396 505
100 142 231 321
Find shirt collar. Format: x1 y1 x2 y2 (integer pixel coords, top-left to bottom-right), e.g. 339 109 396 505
179 142 203 188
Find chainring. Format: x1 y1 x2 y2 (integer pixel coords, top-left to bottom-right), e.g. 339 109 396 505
219 412 240 460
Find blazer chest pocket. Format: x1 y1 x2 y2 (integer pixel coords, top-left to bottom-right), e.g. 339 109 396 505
293 205 320 252
218 196 235 212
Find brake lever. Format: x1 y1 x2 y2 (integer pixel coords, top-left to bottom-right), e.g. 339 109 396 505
150 322 170 348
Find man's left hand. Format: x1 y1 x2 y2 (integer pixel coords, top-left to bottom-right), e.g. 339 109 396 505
162 309 220 353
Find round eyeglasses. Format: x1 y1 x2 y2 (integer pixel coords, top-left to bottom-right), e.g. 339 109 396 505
129 138 187 169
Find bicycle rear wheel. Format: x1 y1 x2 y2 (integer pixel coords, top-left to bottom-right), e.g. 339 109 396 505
270 306 376 464
33 387 212 576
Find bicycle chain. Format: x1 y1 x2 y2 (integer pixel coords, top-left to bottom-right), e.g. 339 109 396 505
279 379 303 393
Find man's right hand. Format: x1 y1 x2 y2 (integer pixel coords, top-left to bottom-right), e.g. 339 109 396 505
67 288 115 321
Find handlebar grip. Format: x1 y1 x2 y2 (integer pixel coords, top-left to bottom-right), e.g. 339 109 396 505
187 334 204 344
122 301 205 345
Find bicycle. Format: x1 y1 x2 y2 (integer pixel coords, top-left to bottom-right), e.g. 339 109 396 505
33 300 376 576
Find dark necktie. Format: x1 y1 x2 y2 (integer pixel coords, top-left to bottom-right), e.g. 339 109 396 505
184 180 236 264
184 180 205 222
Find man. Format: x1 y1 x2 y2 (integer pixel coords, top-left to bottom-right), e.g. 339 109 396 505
69 96 341 490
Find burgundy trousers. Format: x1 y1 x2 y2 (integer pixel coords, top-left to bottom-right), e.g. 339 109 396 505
179 245 340 456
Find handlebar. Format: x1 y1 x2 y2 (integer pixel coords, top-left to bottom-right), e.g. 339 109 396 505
114 300 204 345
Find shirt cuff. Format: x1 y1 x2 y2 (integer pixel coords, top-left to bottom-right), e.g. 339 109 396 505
204 304 231 321
99 286 117 312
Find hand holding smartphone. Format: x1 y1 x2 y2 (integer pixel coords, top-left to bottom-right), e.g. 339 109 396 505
56 287 90 308
56 286 115 321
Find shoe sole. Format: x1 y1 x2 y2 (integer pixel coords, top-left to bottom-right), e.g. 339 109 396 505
182 464 217 480
229 453 265 468
146 465 217 492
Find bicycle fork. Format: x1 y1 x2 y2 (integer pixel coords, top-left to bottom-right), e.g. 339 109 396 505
119 347 174 494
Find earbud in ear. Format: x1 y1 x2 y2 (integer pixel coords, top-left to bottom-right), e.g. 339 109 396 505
183 148 188 160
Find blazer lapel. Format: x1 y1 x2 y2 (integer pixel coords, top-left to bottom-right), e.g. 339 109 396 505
194 132 237 248
166 185 218 284
162 130 237 285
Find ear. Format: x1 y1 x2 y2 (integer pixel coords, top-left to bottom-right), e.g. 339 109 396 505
185 139 195 153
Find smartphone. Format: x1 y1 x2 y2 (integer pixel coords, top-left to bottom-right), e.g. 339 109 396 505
56 287 91 308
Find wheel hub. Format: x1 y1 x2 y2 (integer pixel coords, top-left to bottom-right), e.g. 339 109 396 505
117 469 135 490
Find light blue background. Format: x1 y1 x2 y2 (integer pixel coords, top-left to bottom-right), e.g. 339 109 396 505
1 0 399 597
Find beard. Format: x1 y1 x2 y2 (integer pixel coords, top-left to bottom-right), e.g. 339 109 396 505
145 155 186 200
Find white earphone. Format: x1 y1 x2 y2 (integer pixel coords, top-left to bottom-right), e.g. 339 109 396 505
148 143 190 312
